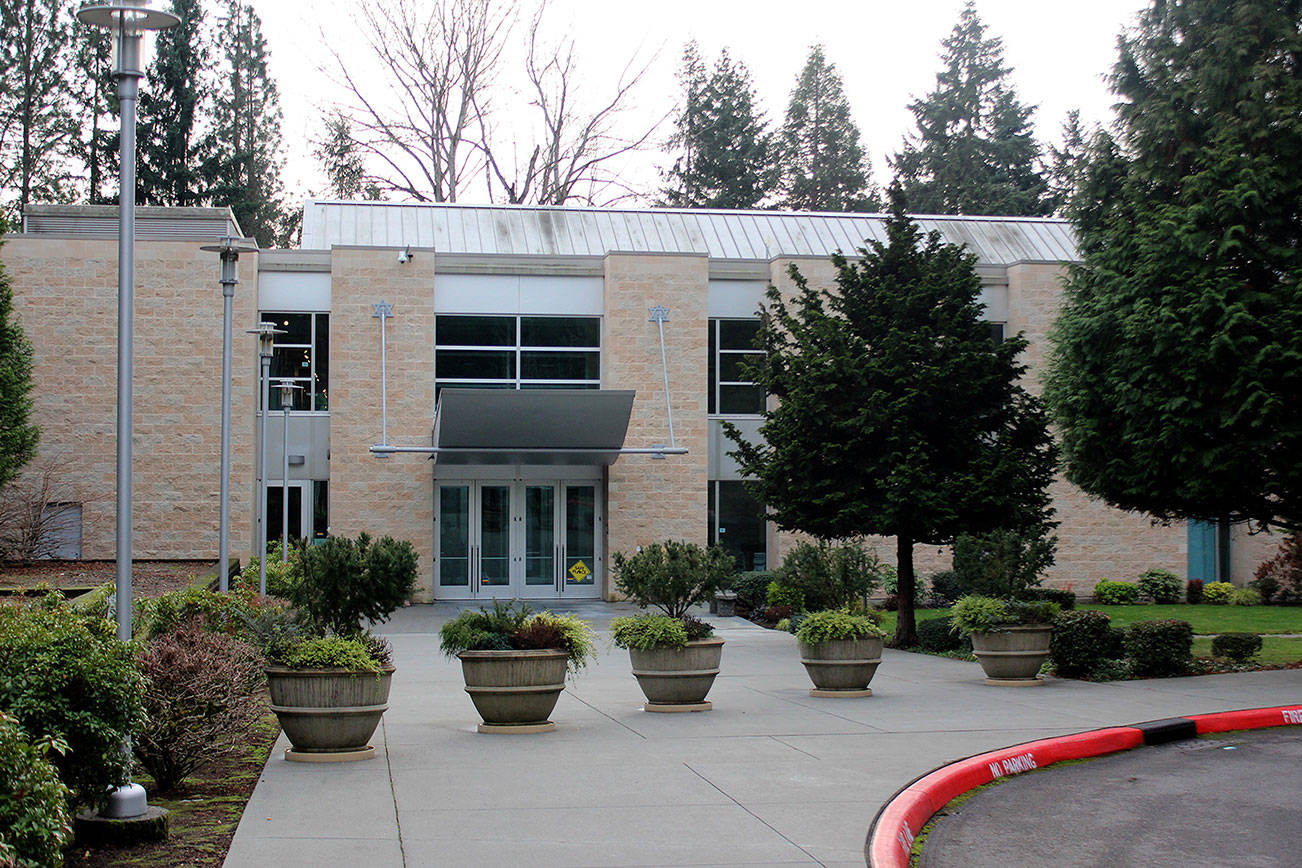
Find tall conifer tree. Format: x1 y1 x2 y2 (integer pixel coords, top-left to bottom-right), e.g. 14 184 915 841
661 44 775 209
137 0 211 206
0 251 39 491
777 45 878 212
892 1 1049 216
69 23 115 204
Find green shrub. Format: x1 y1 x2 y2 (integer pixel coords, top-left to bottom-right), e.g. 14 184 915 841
610 613 699 650
1125 619 1193 677
916 616 970 653
0 711 72 868
277 635 385 671
1050 610 1115 678
774 540 883 612
1018 587 1077 610
1228 586 1261 606
438 602 596 672
134 620 265 793
879 564 920 611
952 528 1057 598
774 617 791 632
1252 535 1302 605
234 541 302 598
1093 580 1140 605
950 595 1059 636
1137 569 1183 604
926 570 962 607
731 571 773 612
1202 581 1235 605
612 540 735 618
765 581 805 611
136 585 284 642
0 596 146 808
1186 579 1204 604
1210 632 1262 663
292 533 418 636
793 610 884 645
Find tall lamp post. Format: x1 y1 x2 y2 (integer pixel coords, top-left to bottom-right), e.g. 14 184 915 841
199 237 256 592
75 1 178 822
248 321 285 596
275 380 302 560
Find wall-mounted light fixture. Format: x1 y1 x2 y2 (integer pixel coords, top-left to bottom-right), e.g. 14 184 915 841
397 246 413 263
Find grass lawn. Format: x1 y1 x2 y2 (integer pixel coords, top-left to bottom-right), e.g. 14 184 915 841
876 608 954 634
1193 635 1302 666
876 605 1301 636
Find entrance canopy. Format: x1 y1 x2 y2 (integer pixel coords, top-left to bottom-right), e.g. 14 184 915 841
431 389 636 465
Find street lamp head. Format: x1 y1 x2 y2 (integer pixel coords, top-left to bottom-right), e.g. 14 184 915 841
201 236 259 292
275 379 302 408
76 2 180 79
247 321 286 357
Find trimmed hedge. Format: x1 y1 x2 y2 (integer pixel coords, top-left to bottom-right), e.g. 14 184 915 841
1019 587 1077 610
1186 579 1204 604
1050 610 1114 677
916 616 970 654
1137 569 1183 604
1202 581 1235 605
1211 632 1262 663
731 571 773 612
1093 580 1140 604
1125 619 1193 677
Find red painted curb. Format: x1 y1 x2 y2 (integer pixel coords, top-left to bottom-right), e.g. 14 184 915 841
865 705 1302 868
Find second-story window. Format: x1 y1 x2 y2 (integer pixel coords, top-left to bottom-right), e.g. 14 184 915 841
708 319 764 415
435 315 601 400
264 312 329 411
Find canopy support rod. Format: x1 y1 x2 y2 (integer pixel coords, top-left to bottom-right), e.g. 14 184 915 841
368 445 689 456
372 301 395 453
648 305 675 449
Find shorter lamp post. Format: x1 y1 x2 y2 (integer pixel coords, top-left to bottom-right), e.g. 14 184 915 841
199 237 256 592
247 321 285 596
275 379 302 561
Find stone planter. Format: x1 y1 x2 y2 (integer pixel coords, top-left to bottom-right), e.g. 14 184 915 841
799 636 883 697
714 591 738 617
970 625 1053 685
458 649 569 733
265 665 394 762
628 637 724 712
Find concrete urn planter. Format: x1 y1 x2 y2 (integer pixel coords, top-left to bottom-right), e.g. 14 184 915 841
970 626 1053 685
628 637 724 712
265 665 394 762
458 649 570 733
798 637 883 697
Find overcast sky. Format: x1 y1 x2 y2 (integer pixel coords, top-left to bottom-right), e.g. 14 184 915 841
244 0 1151 207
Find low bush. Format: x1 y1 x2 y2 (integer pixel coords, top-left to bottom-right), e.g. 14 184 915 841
0 712 71 868
880 565 923 611
292 533 418 636
793 610 884 645
439 602 598 672
1093 580 1140 605
0 595 146 808
1202 581 1235 605
234 541 302 598
916 616 970 653
1125 619 1193 677
1210 632 1263 663
1050 610 1115 678
950 596 1060 635
1137 569 1183 604
952 528 1057 598
731 571 773 612
774 540 883 612
765 581 805 611
1228 586 1261 606
1018 587 1077 610
277 635 386 671
612 540 735 618
762 604 794 623
1186 579 1204 604
609 613 712 651
926 570 962 607
134 620 265 793
1252 535 1302 605
137 585 282 642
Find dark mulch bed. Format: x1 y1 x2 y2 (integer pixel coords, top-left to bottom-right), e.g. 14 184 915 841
0 561 216 599
65 711 279 868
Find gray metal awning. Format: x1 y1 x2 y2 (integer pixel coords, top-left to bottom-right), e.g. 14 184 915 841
430 389 636 465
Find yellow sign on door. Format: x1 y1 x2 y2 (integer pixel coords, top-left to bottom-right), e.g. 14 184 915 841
567 560 592 584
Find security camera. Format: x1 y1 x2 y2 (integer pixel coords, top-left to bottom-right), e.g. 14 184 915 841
397 247 411 264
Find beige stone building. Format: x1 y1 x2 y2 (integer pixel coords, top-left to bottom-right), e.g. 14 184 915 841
5 202 1275 602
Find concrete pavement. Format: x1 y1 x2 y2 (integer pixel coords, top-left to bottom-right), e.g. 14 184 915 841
224 604 1302 868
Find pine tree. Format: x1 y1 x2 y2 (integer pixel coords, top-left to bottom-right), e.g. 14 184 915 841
0 250 39 491
892 1 1049 216
315 111 378 201
1046 0 1302 532
137 0 212 207
726 185 1057 646
68 23 116 204
777 45 878 212
205 0 287 247
661 44 775 209
1043 110 1088 216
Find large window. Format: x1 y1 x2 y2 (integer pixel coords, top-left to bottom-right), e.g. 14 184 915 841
708 481 768 572
435 315 600 399
263 312 329 411
708 319 764 415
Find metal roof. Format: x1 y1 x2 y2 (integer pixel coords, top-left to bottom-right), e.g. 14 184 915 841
23 204 244 242
301 200 1078 266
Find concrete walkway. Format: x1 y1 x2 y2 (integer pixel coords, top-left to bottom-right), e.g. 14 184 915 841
224 605 1302 868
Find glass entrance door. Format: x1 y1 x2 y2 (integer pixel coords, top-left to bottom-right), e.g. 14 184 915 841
435 480 601 600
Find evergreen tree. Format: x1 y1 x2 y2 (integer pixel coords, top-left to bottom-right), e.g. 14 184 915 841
137 0 211 206
0 0 77 221
1044 109 1087 216
315 111 378 201
892 1 1050 216
0 249 39 491
1045 0 1302 532
726 185 1057 646
777 45 878 212
205 0 287 246
660 44 776 209
68 23 116 204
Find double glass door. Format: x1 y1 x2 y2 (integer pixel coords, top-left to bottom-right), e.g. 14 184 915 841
436 480 600 599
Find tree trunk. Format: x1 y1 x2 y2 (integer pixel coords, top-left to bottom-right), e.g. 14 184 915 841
891 534 918 648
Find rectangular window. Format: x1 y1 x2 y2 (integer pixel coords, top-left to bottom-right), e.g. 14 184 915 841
262 312 329 412
988 322 1006 343
435 315 601 399
708 319 764 416
708 481 767 572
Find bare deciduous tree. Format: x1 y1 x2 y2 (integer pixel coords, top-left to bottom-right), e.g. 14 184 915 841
0 455 100 562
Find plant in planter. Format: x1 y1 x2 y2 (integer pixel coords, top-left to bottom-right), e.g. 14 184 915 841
794 610 887 697
260 532 417 762
439 601 596 734
610 541 734 712
950 595 1061 686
